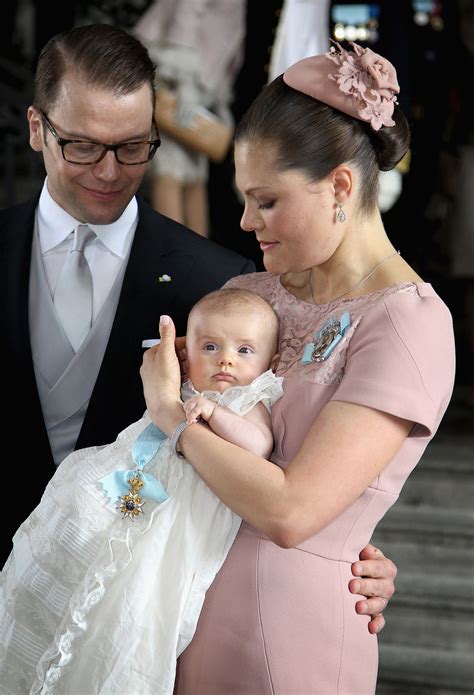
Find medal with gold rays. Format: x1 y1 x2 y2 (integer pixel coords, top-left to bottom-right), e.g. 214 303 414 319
117 474 146 520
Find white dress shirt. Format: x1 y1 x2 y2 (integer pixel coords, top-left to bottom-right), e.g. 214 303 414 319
36 179 138 321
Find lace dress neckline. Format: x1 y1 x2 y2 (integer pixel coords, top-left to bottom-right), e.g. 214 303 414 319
276 274 428 309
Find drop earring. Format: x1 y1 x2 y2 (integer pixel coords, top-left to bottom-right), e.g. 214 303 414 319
337 202 346 223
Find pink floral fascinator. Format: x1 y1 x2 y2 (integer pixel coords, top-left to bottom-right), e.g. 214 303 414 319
283 40 400 131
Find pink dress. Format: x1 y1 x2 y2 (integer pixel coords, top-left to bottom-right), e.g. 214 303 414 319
175 272 455 695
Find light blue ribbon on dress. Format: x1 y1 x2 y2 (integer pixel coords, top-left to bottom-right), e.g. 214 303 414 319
99 423 170 504
301 311 351 363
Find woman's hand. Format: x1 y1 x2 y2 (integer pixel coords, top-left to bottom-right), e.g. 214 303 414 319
140 315 185 436
349 544 397 634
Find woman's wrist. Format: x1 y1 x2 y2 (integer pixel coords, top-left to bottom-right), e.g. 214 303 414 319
172 416 209 456
148 397 184 438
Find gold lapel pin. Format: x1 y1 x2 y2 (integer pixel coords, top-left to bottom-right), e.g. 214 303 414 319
158 274 172 282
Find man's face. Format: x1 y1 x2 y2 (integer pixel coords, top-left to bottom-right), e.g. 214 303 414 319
28 74 155 224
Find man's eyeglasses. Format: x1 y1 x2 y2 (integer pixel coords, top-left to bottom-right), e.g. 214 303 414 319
39 110 161 166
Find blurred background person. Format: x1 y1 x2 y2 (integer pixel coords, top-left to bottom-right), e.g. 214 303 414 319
132 0 246 237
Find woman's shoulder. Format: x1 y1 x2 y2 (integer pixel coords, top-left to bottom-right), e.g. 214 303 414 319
370 282 454 333
330 282 455 437
351 282 455 382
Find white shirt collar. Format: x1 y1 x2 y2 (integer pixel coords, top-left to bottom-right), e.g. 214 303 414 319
37 178 138 258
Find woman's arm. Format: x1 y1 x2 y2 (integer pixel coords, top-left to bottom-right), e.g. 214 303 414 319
183 399 398 633
175 404 411 547
142 316 413 548
183 395 274 458
182 393 398 632
141 316 398 632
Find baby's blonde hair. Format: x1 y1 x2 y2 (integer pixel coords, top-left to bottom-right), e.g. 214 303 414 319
188 288 280 354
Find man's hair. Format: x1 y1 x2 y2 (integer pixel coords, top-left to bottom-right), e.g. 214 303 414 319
33 23 156 113
188 288 280 351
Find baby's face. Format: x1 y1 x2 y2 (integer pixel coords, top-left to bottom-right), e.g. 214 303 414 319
186 309 277 393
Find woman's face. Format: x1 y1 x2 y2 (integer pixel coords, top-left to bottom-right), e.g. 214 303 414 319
234 141 342 274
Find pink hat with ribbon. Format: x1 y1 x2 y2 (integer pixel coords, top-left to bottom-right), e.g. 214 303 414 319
283 41 400 132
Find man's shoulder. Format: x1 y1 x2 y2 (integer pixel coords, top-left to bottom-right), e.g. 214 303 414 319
0 196 38 226
0 197 38 252
0 197 35 216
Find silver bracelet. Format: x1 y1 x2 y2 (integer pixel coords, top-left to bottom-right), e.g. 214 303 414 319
170 420 189 457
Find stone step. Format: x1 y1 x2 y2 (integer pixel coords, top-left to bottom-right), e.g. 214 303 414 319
376 644 474 694
377 573 473 651
373 503 474 549
389 572 474 612
368 537 474 578
397 441 474 509
379 603 473 654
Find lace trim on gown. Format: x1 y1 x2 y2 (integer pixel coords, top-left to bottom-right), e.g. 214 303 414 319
181 369 284 414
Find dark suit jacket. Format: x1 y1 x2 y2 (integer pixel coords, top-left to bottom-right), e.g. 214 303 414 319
0 193 255 564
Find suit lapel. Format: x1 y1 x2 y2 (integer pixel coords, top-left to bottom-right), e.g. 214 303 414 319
109 198 195 346
78 198 196 446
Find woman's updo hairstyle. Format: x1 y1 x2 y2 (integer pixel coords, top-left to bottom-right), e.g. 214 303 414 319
235 42 410 214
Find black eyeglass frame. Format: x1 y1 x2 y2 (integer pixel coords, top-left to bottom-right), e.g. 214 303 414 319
39 109 161 166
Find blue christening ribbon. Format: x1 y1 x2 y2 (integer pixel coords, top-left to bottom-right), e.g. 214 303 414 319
99 423 170 514
301 311 351 364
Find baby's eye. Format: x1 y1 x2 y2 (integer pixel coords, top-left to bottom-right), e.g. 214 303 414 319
258 201 274 210
203 344 218 351
238 346 254 354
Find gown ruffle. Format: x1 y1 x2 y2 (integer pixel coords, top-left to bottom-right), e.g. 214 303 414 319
0 370 283 695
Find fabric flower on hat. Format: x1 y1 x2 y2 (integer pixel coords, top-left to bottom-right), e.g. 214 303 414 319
326 41 399 131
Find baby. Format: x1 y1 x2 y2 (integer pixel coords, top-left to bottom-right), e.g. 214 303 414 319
0 288 283 695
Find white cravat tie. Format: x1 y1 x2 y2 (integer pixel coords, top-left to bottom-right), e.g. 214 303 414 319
54 224 95 352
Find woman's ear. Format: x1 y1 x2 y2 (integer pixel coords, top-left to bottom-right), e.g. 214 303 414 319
332 165 354 203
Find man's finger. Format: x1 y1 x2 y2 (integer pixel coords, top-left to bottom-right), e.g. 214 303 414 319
355 596 388 615
350 576 395 602
368 614 385 635
359 544 385 561
352 558 398 580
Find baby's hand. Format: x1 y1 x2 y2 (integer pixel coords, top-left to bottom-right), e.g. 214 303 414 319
183 395 216 424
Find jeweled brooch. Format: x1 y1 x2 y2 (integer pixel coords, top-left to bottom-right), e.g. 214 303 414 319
301 311 351 363
117 474 145 520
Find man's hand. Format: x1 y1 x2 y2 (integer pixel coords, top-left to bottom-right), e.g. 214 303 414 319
349 544 397 634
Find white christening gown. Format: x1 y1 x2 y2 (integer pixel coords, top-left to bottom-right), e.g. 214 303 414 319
0 370 283 695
